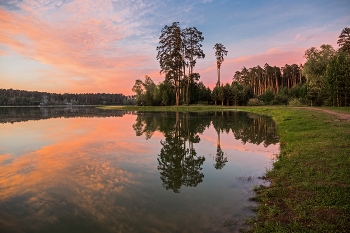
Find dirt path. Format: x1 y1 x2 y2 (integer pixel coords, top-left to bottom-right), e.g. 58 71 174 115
302 107 350 122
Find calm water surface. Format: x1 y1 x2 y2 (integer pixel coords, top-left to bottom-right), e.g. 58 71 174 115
0 107 279 233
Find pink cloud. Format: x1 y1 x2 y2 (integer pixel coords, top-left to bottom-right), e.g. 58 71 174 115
0 5 159 95
0 49 8 56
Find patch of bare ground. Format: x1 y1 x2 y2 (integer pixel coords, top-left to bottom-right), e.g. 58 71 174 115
298 107 350 122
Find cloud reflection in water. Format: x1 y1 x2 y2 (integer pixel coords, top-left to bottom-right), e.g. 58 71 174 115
0 109 279 232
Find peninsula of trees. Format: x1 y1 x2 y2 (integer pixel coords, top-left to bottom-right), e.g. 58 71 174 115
132 25 350 107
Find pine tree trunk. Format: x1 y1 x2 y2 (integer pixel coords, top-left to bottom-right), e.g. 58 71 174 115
187 65 191 104
175 75 180 105
217 67 220 86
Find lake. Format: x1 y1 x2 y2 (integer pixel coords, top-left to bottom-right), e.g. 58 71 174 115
0 107 279 233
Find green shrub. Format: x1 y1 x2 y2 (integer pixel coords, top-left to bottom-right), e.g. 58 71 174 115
288 98 302 106
259 89 275 104
272 94 289 105
247 98 264 106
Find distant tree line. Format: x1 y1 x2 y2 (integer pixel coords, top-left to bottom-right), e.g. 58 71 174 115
0 89 134 106
132 25 350 107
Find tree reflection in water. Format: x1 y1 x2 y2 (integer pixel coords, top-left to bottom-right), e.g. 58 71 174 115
157 113 206 192
157 133 205 193
214 145 227 170
132 111 278 193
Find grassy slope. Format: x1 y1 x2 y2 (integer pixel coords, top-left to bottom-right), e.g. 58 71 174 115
322 106 350 114
99 105 234 112
101 105 350 232
238 106 350 232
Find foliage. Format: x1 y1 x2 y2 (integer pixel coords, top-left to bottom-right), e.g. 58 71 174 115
288 98 303 106
247 98 264 106
324 51 350 106
211 85 219 105
156 22 184 105
183 27 205 104
303 44 336 106
258 88 275 105
0 88 128 106
337 27 350 54
131 76 212 106
301 33 350 107
271 93 289 105
156 22 205 105
213 43 228 85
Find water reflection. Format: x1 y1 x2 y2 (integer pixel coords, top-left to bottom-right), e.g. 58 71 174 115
0 108 279 233
132 111 278 192
214 145 227 170
157 134 205 193
0 106 127 124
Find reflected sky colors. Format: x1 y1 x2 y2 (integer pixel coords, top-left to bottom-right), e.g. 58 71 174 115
0 108 279 232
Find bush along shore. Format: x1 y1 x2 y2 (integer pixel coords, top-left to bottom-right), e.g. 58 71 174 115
100 105 350 232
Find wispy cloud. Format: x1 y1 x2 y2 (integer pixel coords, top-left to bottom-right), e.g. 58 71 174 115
0 0 349 94
0 0 167 93
294 34 301 41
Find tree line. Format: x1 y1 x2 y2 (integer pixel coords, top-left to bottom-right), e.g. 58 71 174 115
302 27 350 106
0 88 133 106
132 25 350 107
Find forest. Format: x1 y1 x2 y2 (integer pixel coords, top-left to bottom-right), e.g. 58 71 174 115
0 89 132 106
132 25 350 107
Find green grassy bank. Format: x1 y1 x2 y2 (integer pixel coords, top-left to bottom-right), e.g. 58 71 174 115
99 105 233 112
101 105 350 232
236 107 350 233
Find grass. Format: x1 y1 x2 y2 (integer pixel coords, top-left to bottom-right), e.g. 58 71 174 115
98 104 237 112
322 106 350 114
100 105 350 232
238 106 350 233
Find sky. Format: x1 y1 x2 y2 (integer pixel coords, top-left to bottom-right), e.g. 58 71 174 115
0 0 349 95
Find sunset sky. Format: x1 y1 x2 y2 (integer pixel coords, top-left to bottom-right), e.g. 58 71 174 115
0 0 349 95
